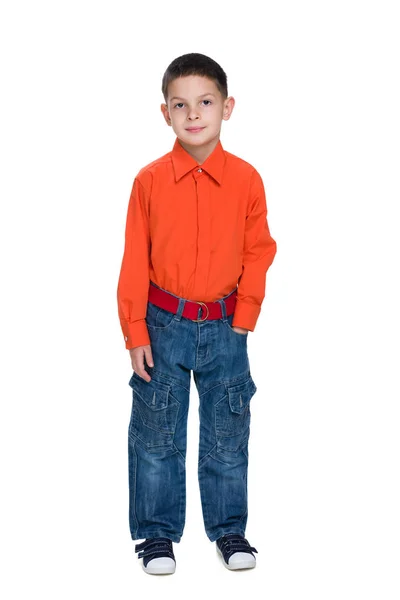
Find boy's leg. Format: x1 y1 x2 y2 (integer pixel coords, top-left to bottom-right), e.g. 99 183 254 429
194 292 257 542
127 298 191 543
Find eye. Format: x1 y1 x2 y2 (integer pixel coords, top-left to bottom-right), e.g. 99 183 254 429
173 99 212 109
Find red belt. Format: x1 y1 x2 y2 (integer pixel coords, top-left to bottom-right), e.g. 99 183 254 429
148 282 237 322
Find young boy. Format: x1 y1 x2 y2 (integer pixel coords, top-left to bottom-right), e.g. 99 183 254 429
117 53 277 575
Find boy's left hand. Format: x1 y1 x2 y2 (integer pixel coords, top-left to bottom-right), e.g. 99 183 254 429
232 326 249 335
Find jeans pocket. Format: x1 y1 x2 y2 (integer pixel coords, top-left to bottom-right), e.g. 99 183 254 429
223 313 248 337
145 301 176 330
215 375 257 452
128 372 180 451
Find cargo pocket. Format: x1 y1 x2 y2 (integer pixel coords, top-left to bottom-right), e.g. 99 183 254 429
128 372 180 451
215 375 257 453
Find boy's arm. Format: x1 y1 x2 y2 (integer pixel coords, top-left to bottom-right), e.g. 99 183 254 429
232 169 277 332
117 176 151 350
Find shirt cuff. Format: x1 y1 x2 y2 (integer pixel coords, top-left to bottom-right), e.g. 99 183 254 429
121 319 150 350
231 300 261 331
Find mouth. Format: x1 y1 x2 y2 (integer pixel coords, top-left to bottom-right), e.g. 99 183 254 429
186 127 205 133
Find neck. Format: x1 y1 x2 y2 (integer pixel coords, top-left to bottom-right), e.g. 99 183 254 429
178 134 220 165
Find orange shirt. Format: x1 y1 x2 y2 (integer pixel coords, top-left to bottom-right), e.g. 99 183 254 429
117 136 277 350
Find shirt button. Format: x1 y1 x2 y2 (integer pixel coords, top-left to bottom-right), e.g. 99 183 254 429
197 168 202 172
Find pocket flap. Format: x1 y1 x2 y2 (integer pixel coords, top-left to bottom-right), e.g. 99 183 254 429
227 376 257 414
129 372 171 411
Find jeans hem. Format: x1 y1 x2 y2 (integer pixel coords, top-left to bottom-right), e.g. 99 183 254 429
131 531 182 543
206 528 246 543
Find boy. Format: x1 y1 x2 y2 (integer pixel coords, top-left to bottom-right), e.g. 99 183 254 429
117 53 277 574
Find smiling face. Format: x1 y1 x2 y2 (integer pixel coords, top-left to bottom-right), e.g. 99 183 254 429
161 75 235 148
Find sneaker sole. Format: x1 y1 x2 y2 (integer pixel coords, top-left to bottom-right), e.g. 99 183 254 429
142 557 176 575
216 545 256 570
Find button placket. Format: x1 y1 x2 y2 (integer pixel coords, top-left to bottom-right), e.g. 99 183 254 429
192 167 211 295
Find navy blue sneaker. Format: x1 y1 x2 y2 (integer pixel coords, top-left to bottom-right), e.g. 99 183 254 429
216 534 258 570
134 537 176 575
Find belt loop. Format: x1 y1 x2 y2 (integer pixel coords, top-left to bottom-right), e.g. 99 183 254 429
217 297 228 322
174 297 185 321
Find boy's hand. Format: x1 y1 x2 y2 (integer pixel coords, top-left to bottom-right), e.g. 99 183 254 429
129 345 154 382
232 326 249 335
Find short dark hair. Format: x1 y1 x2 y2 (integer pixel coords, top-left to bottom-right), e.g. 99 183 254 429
161 53 228 103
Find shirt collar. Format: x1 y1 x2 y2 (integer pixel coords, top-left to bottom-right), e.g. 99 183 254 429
171 136 226 185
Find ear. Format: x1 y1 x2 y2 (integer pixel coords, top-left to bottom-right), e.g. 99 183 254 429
160 103 171 125
223 96 235 121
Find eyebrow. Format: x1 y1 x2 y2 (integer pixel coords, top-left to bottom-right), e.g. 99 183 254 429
170 93 216 102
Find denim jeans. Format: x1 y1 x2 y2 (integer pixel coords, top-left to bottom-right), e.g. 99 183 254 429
127 281 257 543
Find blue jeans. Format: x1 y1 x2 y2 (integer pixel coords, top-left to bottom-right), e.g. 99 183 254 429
127 282 257 543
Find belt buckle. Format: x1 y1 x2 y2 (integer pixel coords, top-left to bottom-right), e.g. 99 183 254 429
193 301 209 322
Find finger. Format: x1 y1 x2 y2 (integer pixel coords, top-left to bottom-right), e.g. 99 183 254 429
137 369 151 382
135 352 151 382
144 346 154 367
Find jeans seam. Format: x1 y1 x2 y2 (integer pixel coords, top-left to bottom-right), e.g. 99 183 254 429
131 440 139 537
150 367 189 392
178 453 186 534
198 442 217 467
198 381 226 398
172 442 186 465
129 429 176 453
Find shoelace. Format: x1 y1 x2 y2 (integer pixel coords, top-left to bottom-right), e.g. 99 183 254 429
134 537 175 568
217 534 258 563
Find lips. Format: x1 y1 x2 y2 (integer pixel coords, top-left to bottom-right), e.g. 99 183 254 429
186 127 204 131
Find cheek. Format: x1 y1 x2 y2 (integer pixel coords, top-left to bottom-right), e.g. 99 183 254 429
171 112 186 123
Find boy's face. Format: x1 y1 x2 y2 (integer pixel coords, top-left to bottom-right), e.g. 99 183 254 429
161 75 234 147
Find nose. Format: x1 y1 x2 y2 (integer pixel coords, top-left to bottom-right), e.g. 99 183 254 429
187 107 200 120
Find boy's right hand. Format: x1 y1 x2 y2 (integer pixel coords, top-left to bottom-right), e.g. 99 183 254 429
129 345 154 382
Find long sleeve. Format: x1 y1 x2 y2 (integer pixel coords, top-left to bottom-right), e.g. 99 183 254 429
117 177 151 349
232 169 277 331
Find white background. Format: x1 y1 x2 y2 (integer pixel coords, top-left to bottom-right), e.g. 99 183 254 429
1 0 399 598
